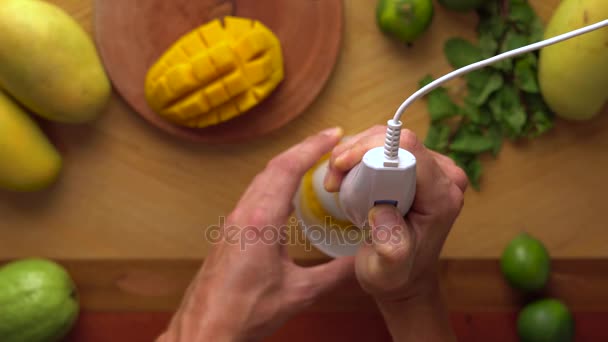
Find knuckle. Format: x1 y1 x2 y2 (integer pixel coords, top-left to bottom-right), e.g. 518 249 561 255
245 206 271 228
447 185 465 215
454 166 469 190
330 148 342 164
400 129 420 150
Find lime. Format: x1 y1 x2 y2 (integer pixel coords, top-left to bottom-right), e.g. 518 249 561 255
376 0 434 44
438 0 486 11
0 258 79 342
518 298 575 342
500 232 550 292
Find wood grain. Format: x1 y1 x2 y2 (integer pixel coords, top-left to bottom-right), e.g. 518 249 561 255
94 0 343 143
5 258 601 312
64 311 608 342
1 0 607 260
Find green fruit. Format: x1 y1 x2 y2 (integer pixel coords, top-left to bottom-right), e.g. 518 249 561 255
538 0 608 121
0 89 62 191
500 232 550 292
0 0 110 123
0 259 79 342
438 0 485 11
518 299 575 342
376 0 434 43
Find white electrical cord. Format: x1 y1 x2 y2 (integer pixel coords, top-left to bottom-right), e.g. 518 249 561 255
383 19 608 161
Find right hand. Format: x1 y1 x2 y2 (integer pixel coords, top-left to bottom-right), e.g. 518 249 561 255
324 125 468 304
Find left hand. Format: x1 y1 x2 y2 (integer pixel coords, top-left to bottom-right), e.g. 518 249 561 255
158 127 356 342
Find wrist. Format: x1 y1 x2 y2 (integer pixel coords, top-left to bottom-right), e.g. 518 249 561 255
373 271 441 308
376 277 442 316
158 306 246 342
374 277 456 342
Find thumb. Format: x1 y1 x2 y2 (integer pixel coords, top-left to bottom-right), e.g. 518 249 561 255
356 205 415 284
369 205 413 262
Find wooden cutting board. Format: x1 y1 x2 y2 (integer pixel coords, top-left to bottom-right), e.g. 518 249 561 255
94 0 343 143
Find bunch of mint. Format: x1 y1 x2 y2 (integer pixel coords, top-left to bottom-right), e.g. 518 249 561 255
420 0 554 190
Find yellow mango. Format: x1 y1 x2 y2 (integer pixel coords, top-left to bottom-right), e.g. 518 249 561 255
538 0 608 120
0 89 62 191
145 16 284 128
0 0 111 123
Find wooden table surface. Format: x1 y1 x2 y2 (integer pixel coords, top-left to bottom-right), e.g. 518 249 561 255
1 0 607 260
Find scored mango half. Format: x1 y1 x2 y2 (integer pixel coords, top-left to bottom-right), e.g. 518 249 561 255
144 16 284 128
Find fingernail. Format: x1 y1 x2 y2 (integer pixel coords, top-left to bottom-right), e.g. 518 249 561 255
324 172 339 192
334 151 349 168
368 205 400 229
320 127 343 138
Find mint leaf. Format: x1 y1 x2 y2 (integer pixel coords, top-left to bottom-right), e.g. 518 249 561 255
505 107 527 138
479 31 499 58
509 2 536 26
514 55 539 93
419 76 459 122
450 152 482 190
428 90 459 121
460 99 485 125
529 110 554 136
418 0 553 191
478 15 505 39
501 30 529 53
465 69 489 90
489 85 527 137
524 93 554 137
492 59 513 72
466 70 504 105
461 98 494 126
444 38 483 69
489 86 517 121
530 17 545 43
419 75 434 88
478 0 499 16
425 123 451 153
450 131 496 154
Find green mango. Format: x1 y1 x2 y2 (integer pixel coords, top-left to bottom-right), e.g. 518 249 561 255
0 89 62 191
0 259 79 342
0 0 110 123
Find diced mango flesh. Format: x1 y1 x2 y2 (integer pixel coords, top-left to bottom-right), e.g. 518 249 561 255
144 16 284 128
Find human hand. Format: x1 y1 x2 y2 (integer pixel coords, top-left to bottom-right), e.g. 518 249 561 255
158 128 355 342
324 125 468 305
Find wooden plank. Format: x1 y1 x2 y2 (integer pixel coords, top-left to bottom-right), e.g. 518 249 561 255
0 259 601 312
63 311 608 342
